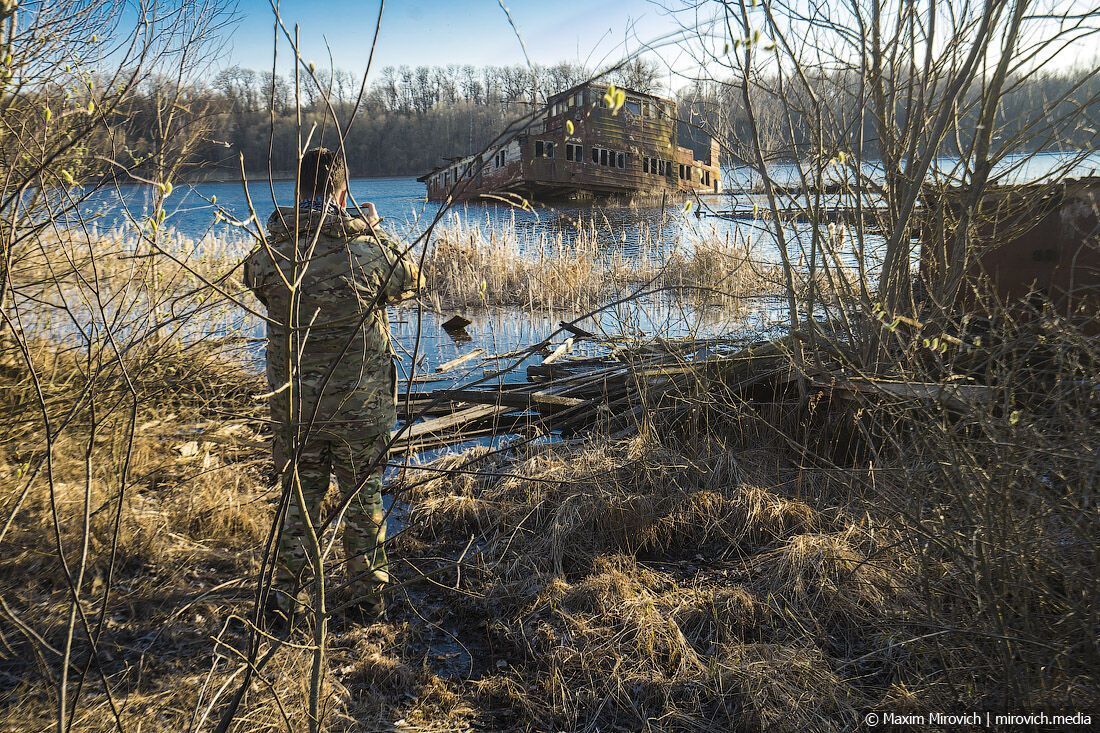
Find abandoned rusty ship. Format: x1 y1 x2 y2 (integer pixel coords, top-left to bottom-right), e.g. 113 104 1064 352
419 81 722 202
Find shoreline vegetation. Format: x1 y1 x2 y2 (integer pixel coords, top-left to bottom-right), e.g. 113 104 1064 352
10 220 802 319
3 219 1096 729
95 60 1100 180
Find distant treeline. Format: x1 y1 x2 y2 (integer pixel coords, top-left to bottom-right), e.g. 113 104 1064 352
152 60 664 179
109 59 1098 180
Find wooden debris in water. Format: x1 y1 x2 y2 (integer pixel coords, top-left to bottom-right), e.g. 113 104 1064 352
170 332 997 459
541 338 573 365
437 348 484 373
442 314 472 334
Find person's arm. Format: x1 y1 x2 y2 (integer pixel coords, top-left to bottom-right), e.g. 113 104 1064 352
242 249 269 308
367 232 424 304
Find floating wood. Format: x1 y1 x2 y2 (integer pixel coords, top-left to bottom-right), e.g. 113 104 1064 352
442 314 472 333
560 321 596 339
540 338 574 366
437 388 587 410
225 332 998 460
437 348 484 373
389 402 515 454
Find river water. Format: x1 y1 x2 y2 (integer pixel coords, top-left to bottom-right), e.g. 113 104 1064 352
58 150 1100 397
19 151 1091 461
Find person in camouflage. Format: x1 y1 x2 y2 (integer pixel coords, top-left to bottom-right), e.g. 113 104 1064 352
243 148 423 624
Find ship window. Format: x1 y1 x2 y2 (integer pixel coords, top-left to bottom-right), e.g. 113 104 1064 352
535 140 544 158
643 158 649 174
625 100 641 116
567 143 583 162
546 142 555 159
600 149 608 166
592 147 599 164
617 152 625 168
573 92 583 107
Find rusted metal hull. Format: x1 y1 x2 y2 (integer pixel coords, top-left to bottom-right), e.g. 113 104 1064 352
420 83 722 203
920 177 1100 323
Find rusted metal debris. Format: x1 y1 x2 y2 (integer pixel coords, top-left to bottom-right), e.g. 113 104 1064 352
920 177 1100 321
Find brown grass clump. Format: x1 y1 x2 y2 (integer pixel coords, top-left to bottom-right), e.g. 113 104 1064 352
420 218 782 311
712 642 864 732
383 423 925 731
749 528 904 624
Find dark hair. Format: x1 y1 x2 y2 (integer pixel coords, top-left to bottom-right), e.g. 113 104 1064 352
298 147 347 201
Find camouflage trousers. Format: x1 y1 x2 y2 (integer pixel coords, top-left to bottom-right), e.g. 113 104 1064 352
272 427 390 605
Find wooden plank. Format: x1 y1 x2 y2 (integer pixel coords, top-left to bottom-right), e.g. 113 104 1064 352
388 411 543 454
396 402 514 441
560 321 596 339
437 388 587 409
814 378 994 411
437 348 484 373
527 359 621 381
540 338 574 365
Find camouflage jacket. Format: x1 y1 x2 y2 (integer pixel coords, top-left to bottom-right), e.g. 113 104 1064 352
243 206 423 437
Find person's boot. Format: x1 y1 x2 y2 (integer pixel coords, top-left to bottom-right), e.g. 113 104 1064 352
263 587 306 630
346 592 385 625
346 557 388 625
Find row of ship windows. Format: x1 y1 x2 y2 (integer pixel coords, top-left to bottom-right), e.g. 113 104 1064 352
534 141 625 168
540 144 712 183
464 145 714 183
548 92 674 120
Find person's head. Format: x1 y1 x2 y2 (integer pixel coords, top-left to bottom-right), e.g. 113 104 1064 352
298 147 348 206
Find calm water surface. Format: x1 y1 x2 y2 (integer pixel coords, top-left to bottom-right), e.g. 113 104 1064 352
61 150 1098 385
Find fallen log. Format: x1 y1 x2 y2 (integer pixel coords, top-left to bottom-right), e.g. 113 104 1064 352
560 321 596 339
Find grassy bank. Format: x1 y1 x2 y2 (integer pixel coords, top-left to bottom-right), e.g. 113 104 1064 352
2 303 1096 730
2 218 1095 731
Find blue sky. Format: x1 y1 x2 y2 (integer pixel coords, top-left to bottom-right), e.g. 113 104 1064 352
223 1 1097 80
227 0 686 72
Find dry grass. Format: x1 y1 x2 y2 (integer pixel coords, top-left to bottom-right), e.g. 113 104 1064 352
11 220 788 336
2 223 1096 730
391 427 936 731
420 217 784 311
0 331 922 731
4 311 1098 729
